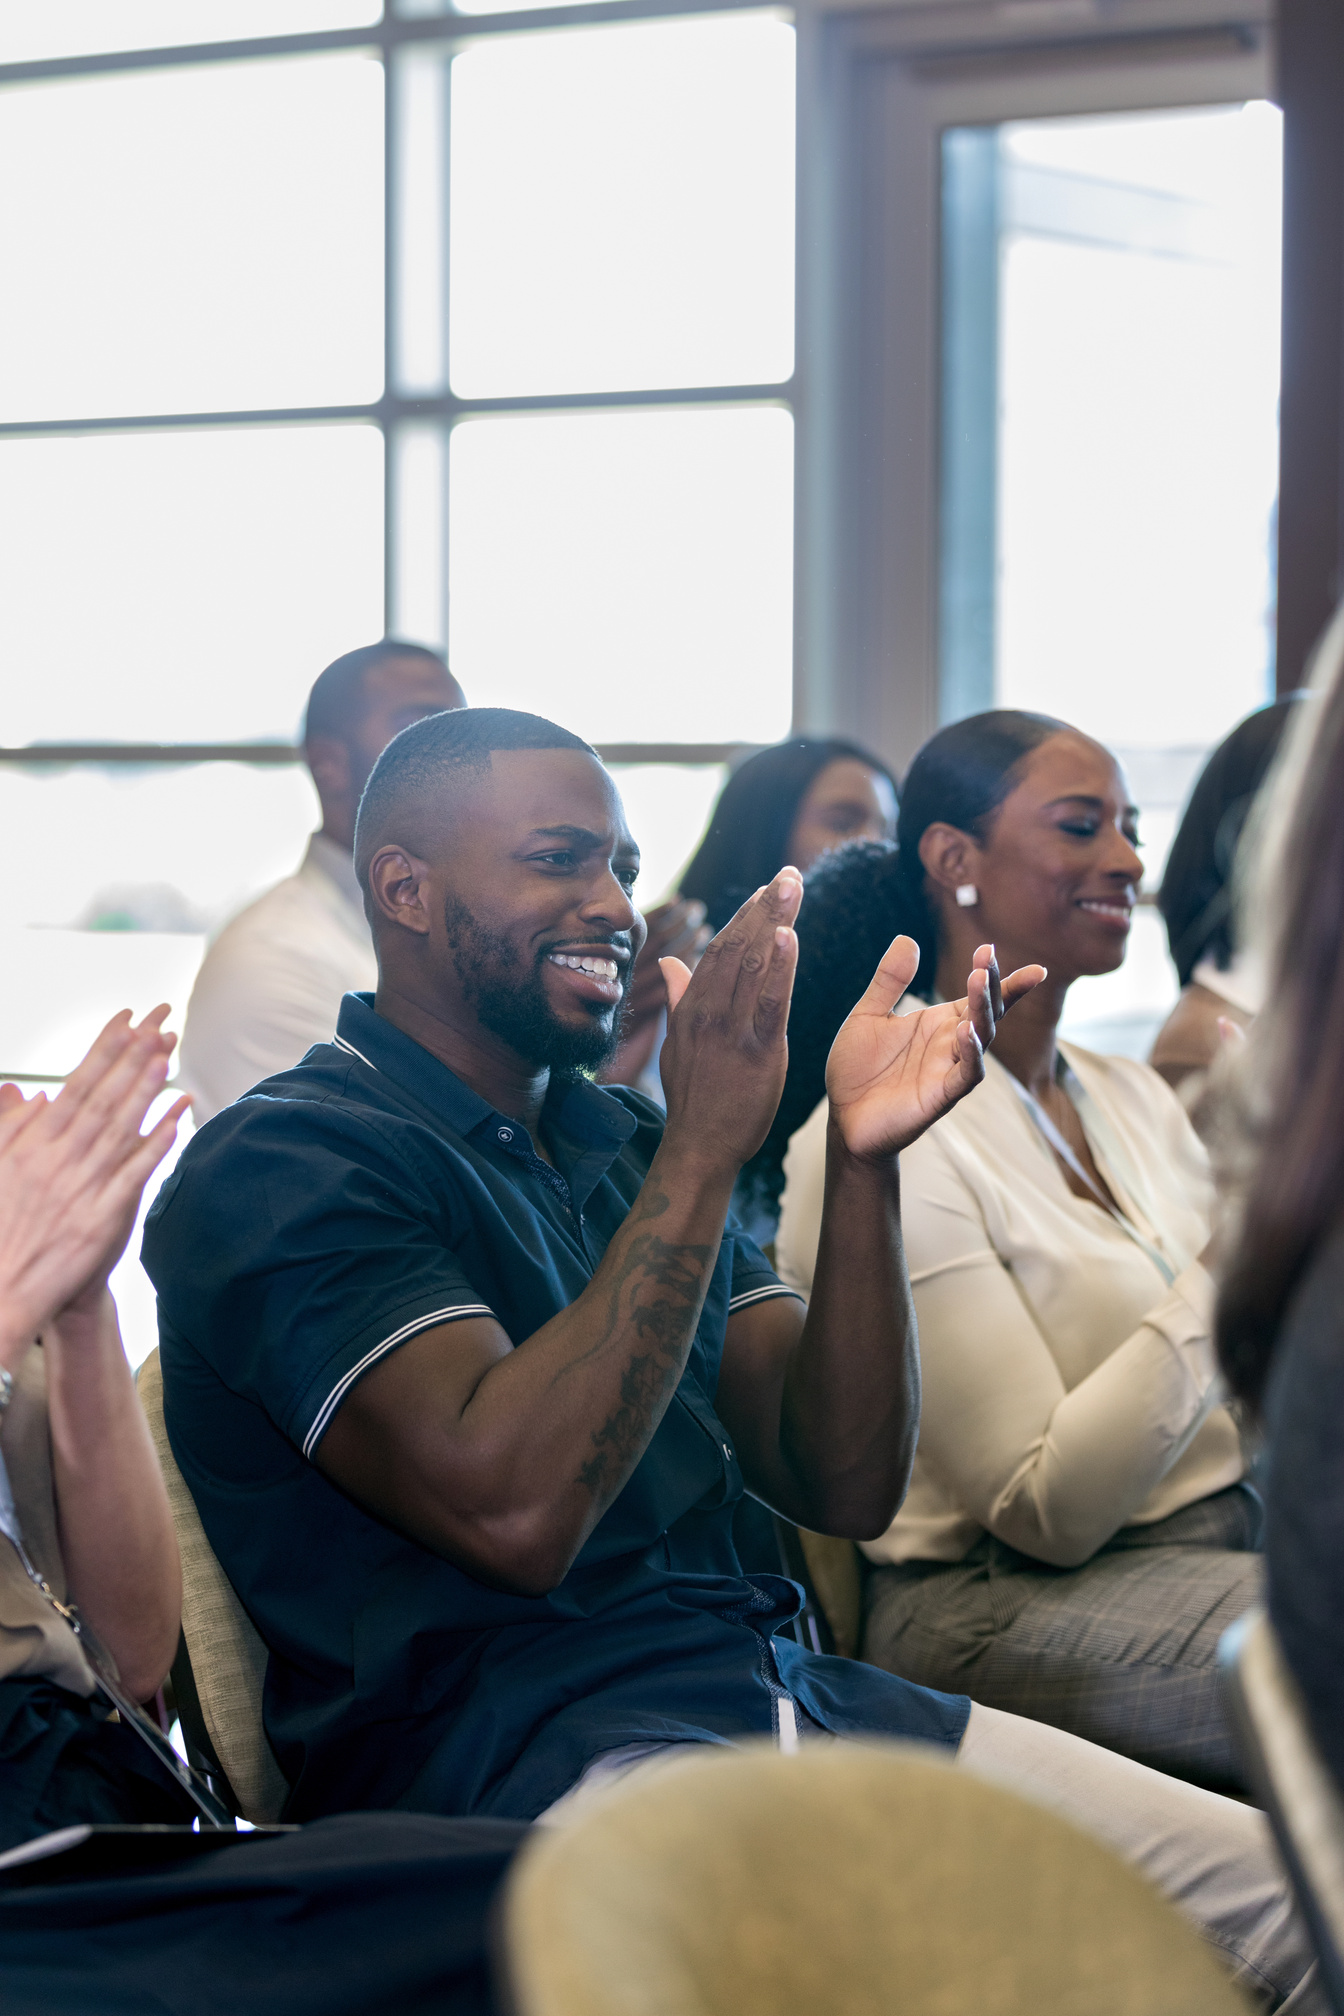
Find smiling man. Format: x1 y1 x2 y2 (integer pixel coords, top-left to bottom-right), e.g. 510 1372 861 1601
143 709 1316 2011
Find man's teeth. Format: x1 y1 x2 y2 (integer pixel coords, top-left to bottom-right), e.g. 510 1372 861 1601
548 953 620 979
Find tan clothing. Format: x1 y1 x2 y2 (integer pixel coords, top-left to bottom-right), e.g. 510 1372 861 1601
179 833 377 1125
1149 952 1264 1120
775 1043 1244 1571
0 1346 96 1695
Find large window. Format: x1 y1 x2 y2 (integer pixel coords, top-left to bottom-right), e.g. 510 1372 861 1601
938 100 1283 1053
0 3 796 1358
0 6 796 1052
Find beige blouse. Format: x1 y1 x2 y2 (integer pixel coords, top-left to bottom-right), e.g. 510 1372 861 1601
775 1042 1245 1570
0 1345 97 1695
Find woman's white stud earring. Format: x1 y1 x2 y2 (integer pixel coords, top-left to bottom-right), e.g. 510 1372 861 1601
955 884 979 908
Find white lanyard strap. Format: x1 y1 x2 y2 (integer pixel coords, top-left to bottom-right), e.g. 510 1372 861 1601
1006 1065 1177 1286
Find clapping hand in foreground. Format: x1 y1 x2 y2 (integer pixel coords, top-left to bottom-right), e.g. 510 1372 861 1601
0 1007 191 1353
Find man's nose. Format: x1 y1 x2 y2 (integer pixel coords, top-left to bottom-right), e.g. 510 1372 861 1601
581 870 639 933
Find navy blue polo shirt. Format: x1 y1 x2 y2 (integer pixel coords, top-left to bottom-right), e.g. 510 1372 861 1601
143 992 967 1822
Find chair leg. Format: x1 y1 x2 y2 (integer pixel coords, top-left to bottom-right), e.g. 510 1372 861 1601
167 1632 241 1825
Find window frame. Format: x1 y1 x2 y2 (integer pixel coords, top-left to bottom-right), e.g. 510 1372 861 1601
795 0 1274 773
0 0 798 776
0 0 1284 785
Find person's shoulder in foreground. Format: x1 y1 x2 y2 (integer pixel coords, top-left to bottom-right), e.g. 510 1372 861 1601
146 704 1038 1825
1263 1217 1344 1794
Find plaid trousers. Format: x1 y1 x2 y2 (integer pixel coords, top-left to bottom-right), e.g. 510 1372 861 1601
862 1484 1263 1787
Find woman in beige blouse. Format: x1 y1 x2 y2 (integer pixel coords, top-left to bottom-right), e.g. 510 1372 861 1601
772 711 1258 1785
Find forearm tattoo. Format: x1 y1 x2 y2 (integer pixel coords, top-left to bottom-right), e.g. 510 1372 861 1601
576 1190 713 1495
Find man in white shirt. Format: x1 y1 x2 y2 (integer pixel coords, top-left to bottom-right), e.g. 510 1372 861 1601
180 641 465 1123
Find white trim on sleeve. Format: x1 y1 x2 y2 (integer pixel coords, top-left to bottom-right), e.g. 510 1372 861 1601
302 1303 495 1457
727 1284 805 1315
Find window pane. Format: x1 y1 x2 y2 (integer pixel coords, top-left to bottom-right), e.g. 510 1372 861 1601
606 763 727 905
448 405 794 745
0 55 383 419
939 103 1282 1061
447 15 794 397
940 103 1282 755
0 759 324 1370
0 424 384 743
0 3 381 64
0 763 319 949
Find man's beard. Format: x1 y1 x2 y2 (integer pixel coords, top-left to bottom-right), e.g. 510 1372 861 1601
443 894 627 1075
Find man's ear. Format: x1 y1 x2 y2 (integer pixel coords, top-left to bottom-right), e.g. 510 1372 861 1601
918 822 981 900
367 845 433 936
306 733 354 811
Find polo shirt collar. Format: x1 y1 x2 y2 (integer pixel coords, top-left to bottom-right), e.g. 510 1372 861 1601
333 992 638 1169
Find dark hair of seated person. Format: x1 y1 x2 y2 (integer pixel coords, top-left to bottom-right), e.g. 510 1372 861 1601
1157 698 1299 989
1217 669 1344 1414
679 736 898 933
353 704 595 881
889 708 1067 980
739 840 905 1221
738 708 1066 1219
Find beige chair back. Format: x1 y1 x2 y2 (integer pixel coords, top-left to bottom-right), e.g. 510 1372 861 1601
797 1528 864 1659
137 1347 289 1825
502 1740 1250 2016
1222 1606 1344 2013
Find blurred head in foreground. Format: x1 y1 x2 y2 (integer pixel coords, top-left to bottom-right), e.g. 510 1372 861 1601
1218 618 1344 1412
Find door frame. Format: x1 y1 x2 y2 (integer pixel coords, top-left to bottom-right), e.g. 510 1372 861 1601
793 0 1274 770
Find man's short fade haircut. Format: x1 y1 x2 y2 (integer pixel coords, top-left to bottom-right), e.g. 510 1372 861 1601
354 706 599 886
303 638 453 746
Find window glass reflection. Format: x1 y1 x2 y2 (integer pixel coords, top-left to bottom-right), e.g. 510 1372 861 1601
940 101 1282 755
0 55 384 420
448 405 794 746
0 424 385 744
0 2 381 63
605 763 728 905
448 14 794 397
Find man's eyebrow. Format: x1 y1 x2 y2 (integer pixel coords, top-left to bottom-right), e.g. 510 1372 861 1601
524 825 641 861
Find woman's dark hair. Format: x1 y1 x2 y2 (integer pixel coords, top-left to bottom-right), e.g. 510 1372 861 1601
679 737 897 932
740 841 908 1219
737 709 1068 1221
1157 699 1299 987
1218 643 1344 1412
893 710 1068 985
